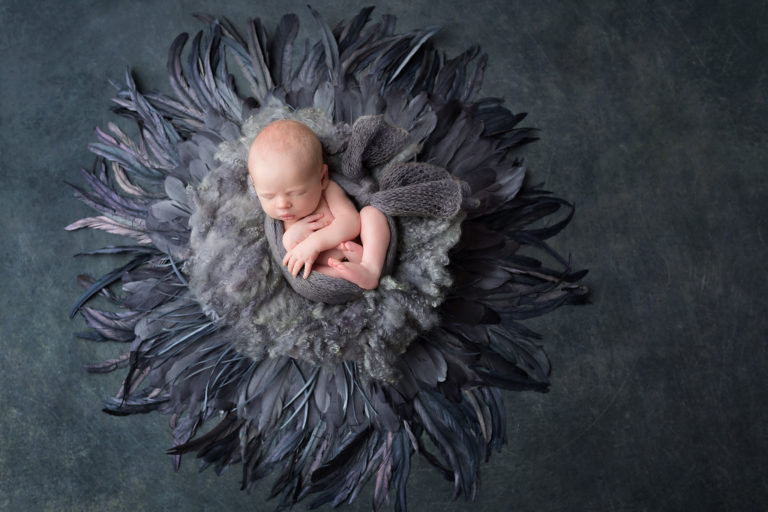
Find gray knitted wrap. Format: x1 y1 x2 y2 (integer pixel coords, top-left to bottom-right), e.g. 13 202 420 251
185 104 467 381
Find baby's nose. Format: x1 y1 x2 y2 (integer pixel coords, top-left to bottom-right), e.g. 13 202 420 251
276 196 291 208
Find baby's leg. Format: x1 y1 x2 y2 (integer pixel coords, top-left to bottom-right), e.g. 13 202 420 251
337 241 363 263
311 263 346 280
327 206 390 289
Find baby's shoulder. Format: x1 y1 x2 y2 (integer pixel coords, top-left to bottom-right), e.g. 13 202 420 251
323 178 346 199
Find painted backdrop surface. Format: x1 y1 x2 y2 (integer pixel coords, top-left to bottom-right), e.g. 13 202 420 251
1 1 765 510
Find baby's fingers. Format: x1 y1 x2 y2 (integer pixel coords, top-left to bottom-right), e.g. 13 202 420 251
309 217 329 229
282 253 299 275
289 259 302 278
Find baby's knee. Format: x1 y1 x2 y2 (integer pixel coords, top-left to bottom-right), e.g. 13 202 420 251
360 206 387 226
359 206 390 249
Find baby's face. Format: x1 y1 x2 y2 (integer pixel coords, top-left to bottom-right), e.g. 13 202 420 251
249 148 326 223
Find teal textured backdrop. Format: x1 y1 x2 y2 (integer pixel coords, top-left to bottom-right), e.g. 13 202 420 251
0 1 765 510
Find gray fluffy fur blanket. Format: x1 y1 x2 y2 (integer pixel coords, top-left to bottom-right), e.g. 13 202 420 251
186 103 464 381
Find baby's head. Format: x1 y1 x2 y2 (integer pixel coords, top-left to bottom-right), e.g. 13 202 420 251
247 120 328 222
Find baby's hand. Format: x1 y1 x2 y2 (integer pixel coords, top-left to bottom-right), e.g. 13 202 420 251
283 239 321 279
282 213 329 250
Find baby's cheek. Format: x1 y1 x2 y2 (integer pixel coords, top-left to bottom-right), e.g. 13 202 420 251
258 200 273 214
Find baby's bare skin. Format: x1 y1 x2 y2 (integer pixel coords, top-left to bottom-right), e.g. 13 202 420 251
247 120 390 289
281 201 346 270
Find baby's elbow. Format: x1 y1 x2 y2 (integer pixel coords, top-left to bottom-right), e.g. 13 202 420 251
282 232 296 251
336 212 361 241
351 214 362 237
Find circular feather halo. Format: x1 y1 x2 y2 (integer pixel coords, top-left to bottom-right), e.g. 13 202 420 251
67 7 588 511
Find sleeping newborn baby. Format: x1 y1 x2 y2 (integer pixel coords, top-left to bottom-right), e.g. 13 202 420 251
247 119 390 290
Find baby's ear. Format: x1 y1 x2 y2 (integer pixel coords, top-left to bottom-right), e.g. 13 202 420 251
320 164 329 189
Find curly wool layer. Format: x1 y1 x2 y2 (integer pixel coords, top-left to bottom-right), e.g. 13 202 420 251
185 105 463 382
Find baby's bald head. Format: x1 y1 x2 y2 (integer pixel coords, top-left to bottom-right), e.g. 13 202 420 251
246 119 329 221
248 120 324 181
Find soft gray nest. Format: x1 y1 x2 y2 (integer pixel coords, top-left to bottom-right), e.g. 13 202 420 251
185 104 464 381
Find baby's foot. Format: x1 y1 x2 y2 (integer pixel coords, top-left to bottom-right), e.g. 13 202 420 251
337 241 364 264
327 258 380 290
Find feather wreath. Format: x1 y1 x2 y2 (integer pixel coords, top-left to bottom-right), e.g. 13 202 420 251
67 7 587 511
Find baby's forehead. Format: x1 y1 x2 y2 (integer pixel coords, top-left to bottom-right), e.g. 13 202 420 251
249 120 322 168
256 120 318 149
248 120 323 174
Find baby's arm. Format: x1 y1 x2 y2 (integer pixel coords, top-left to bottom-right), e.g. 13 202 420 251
282 212 328 251
308 180 361 249
283 181 361 278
